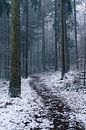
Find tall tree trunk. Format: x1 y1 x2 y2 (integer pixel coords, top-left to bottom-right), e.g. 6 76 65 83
21 3 26 77
64 19 70 72
54 0 58 71
83 2 86 86
25 0 29 78
7 14 10 80
9 0 21 97
61 0 65 79
68 25 71 70
42 15 46 72
37 40 40 70
30 46 33 74
74 0 79 69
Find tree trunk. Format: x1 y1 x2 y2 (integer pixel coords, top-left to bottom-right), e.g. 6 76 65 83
9 0 21 97
25 0 29 78
54 0 58 71
74 0 79 69
42 15 46 72
83 4 86 86
64 19 70 73
37 40 40 70
61 0 65 79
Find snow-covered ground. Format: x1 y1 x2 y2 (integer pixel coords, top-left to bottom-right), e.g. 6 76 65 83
0 78 52 130
39 71 86 129
0 71 86 129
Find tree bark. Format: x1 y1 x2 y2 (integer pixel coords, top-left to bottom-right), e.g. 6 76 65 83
64 19 70 73
25 0 29 78
74 0 79 69
54 0 58 71
61 0 65 79
42 15 46 72
9 0 21 97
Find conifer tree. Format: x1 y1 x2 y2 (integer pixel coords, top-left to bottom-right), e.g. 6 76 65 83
9 0 21 97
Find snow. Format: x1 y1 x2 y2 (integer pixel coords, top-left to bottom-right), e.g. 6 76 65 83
39 71 86 129
0 71 86 129
0 78 53 130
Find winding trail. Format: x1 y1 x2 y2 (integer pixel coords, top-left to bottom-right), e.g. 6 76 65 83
29 75 85 130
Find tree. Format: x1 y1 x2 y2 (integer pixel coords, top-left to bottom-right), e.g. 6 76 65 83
61 0 71 79
42 14 46 72
74 0 79 69
9 0 21 97
83 0 86 86
25 0 29 78
54 0 58 71
61 0 65 79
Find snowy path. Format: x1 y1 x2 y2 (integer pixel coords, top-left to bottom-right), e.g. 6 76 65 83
30 75 85 130
0 79 52 130
0 71 86 130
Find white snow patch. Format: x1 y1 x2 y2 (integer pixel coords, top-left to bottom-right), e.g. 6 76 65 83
0 78 53 130
0 71 86 129
39 71 86 128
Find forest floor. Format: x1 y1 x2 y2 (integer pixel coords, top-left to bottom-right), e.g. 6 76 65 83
0 71 86 130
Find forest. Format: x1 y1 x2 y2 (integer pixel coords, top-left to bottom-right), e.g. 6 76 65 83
0 0 86 130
